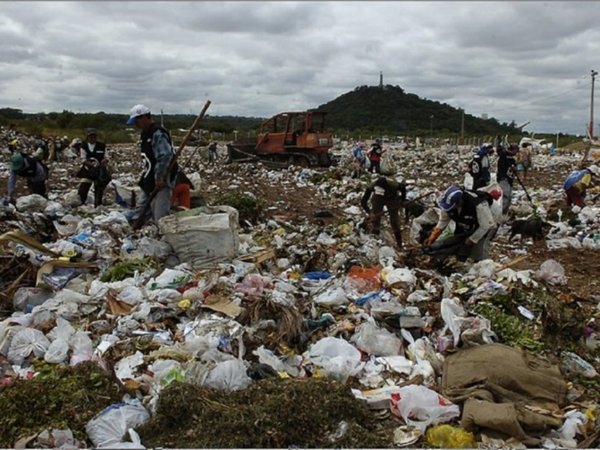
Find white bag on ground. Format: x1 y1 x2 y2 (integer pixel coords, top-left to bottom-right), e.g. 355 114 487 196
203 359 252 391
7 328 51 365
351 318 402 356
158 205 240 264
16 194 48 212
85 400 150 448
390 384 460 431
305 336 364 382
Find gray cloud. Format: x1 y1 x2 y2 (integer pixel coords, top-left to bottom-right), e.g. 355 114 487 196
1 1 599 135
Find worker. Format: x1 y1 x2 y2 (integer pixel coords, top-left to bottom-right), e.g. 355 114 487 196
5 152 49 201
563 165 600 208
516 142 533 182
496 143 518 215
360 175 407 248
423 185 498 262
367 138 385 174
126 104 177 223
171 171 195 209
351 142 368 178
468 143 493 189
208 142 218 166
76 128 111 207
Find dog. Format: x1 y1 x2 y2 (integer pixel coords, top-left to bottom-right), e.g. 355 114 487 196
509 217 552 242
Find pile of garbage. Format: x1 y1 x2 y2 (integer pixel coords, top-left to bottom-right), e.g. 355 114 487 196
1 127 600 448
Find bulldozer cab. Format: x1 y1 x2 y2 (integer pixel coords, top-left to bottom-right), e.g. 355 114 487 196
257 111 332 154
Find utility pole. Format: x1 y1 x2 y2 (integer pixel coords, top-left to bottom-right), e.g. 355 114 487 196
590 69 598 138
430 114 434 135
160 109 164 128
460 108 465 144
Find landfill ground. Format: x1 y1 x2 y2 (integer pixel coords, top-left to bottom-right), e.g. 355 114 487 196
2 132 600 449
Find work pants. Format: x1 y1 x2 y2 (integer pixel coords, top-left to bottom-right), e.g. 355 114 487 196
371 196 402 247
27 179 47 198
565 187 585 208
498 179 512 215
78 180 109 207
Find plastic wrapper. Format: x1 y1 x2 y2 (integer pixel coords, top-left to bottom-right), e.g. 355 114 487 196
85 400 150 448
535 259 567 285
390 384 460 431
203 359 252 391
305 336 364 382
7 328 51 365
351 317 402 356
425 424 476 448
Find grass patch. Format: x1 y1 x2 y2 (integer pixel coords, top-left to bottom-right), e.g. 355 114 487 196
214 191 264 225
138 378 395 448
0 361 123 447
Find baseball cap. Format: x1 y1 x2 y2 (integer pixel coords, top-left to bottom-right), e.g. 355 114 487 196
127 104 151 125
11 153 24 171
437 185 463 211
86 128 98 136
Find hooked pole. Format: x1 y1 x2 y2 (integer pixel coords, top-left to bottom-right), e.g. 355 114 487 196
590 69 598 139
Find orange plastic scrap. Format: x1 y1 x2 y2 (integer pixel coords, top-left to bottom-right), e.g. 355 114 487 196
346 265 382 293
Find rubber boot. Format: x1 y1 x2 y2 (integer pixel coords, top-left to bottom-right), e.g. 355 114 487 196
394 230 403 249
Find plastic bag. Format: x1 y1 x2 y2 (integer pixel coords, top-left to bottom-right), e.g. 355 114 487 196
390 385 460 431
85 400 150 448
440 297 467 347
69 330 94 365
7 328 51 365
235 274 267 298
425 424 476 448
345 266 382 293
314 286 348 306
351 318 402 356
561 351 598 378
535 259 567 285
45 317 75 364
203 359 252 391
305 336 364 382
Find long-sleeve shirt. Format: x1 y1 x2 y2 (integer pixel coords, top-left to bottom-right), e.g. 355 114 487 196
7 162 47 196
152 129 174 182
435 200 495 243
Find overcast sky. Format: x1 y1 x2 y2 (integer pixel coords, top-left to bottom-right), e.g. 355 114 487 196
1 1 599 135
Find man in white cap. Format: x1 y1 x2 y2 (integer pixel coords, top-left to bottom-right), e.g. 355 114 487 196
563 164 600 208
126 104 177 223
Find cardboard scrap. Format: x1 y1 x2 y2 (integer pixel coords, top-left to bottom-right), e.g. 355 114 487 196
201 295 244 318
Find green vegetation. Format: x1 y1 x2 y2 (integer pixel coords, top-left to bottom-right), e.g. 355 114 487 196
0 362 122 446
138 379 394 448
100 258 159 282
214 192 264 225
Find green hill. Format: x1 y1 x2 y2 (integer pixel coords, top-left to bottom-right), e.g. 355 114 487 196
314 84 519 137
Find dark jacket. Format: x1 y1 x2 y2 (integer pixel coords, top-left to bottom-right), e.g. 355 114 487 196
361 177 406 213
447 189 487 235
81 142 106 162
139 123 178 194
496 145 517 185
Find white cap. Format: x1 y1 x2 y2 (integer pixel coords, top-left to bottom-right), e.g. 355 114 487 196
588 165 600 176
127 104 151 125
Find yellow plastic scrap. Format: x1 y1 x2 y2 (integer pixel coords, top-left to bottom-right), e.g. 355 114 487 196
425 424 476 449
178 298 192 310
338 223 352 236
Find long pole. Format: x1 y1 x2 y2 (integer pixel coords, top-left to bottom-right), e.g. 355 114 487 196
591 70 597 137
460 108 464 144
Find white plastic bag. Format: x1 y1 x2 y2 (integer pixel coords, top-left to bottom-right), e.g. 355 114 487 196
535 259 567 285
440 297 467 347
85 400 150 448
351 318 402 356
305 337 364 382
69 330 94 365
203 359 252 391
314 286 348 306
7 328 51 365
390 384 460 431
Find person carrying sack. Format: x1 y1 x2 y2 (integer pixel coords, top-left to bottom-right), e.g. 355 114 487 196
76 128 111 207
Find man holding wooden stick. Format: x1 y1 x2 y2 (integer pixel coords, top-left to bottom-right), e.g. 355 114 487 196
127 104 178 224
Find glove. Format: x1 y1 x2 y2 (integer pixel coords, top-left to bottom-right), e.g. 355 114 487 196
424 228 442 247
